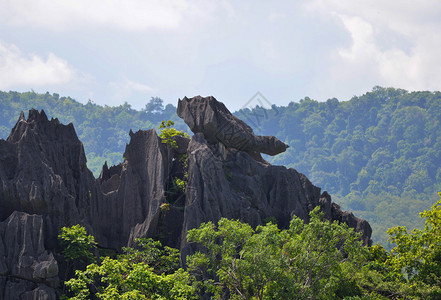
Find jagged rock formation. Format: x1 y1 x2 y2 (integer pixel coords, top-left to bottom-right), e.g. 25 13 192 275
177 95 289 161
91 128 172 250
0 212 58 300
179 129 371 258
0 109 97 250
0 98 372 299
0 110 96 299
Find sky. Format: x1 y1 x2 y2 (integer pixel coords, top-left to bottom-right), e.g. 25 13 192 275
1 0 441 111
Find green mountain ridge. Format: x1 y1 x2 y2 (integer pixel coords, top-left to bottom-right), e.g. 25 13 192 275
1 87 440 246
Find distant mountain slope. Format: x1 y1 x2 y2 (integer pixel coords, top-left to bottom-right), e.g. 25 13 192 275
236 86 441 245
1 87 440 245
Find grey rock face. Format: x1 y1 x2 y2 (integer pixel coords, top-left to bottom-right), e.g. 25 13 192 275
180 133 371 257
0 109 97 249
91 129 172 249
0 211 58 300
0 109 96 298
177 96 289 158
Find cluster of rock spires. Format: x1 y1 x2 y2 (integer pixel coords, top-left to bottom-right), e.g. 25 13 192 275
0 96 372 299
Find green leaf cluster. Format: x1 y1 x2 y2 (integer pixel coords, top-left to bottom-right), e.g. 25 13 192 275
384 193 441 298
187 208 368 299
64 238 197 300
65 258 195 300
59 224 97 265
121 238 180 275
158 120 190 149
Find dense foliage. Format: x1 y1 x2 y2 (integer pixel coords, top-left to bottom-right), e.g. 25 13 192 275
62 193 441 299
64 238 196 299
59 224 98 283
187 208 368 299
387 196 441 295
2 87 441 245
59 225 97 266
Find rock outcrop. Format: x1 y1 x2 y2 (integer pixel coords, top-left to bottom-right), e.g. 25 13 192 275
91 129 172 250
177 96 289 160
179 131 371 258
0 98 372 299
0 109 97 250
0 211 58 300
177 96 371 250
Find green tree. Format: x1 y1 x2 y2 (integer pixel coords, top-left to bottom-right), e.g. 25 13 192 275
65 258 195 300
65 238 196 300
158 120 190 149
59 224 97 278
144 97 164 114
121 238 180 274
59 224 97 265
187 207 368 299
386 193 441 298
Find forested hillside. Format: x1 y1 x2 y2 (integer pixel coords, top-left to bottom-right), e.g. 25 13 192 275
238 86 441 245
1 87 440 245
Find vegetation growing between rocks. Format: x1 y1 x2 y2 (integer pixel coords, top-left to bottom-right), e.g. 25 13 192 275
59 224 97 279
63 238 196 299
158 120 190 206
61 192 441 299
158 120 190 149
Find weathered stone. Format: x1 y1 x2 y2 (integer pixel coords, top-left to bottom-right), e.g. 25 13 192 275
0 109 97 250
0 211 58 299
21 284 56 300
98 162 122 194
91 129 172 249
179 133 372 258
177 96 289 157
3 279 56 300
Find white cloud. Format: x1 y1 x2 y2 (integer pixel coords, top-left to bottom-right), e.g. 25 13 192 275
108 78 156 108
305 0 441 96
124 79 155 93
0 0 214 31
0 41 77 89
337 13 441 91
337 15 377 62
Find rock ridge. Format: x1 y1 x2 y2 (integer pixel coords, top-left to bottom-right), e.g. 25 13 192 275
177 95 289 160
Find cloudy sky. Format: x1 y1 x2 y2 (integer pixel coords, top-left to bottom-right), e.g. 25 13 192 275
1 0 440 111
